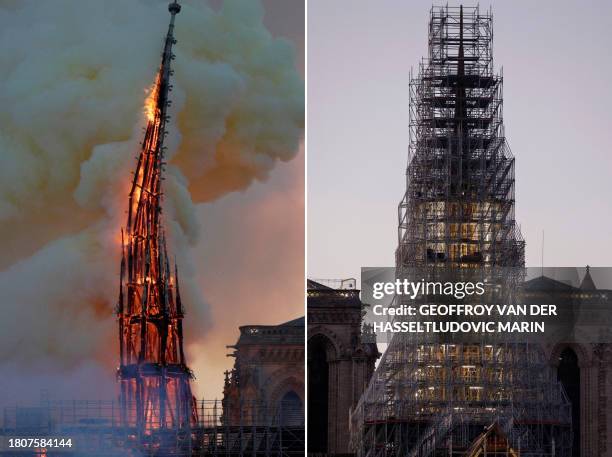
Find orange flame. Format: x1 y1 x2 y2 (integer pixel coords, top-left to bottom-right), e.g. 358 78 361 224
144 73 161 122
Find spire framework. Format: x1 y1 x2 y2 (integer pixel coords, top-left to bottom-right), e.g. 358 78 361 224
350 6 572 457
117 0 197 442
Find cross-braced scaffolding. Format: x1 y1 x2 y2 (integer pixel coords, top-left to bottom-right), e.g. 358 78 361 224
350 5 571 457
1 399 304 456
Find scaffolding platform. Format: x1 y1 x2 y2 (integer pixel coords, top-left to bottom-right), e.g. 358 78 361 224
1 399 304 456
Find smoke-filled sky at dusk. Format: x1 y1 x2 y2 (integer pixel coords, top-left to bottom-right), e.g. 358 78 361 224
0 0 304 405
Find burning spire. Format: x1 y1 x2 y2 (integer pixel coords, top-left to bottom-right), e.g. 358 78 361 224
117 0 197 438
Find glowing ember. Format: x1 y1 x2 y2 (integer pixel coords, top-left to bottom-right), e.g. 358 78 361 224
144 73 161 123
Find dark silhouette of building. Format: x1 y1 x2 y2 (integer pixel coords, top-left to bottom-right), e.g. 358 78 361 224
524 267 612 457
223 317 305 427
307 279 379 456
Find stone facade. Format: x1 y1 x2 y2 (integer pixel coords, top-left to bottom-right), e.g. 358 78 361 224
308 269 612 457
307 280 379 456
526 269 612 457
223 317 305 426
546 341 612 457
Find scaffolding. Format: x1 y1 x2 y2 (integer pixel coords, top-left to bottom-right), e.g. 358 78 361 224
397 4 523 270
350 5 571 457
1 399 304 456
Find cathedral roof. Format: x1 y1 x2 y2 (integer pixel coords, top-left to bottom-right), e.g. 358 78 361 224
235 316 304 346
580 265 597 290
279 316 305 327
524 268 604 293
307 279 333 290
523 275 578 292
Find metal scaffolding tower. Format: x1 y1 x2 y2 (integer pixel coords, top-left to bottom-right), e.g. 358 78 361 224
350 6 571 457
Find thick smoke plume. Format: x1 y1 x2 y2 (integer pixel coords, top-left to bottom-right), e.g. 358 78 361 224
0 0 303 405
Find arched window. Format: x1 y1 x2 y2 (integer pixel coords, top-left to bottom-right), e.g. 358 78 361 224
308 335 333 453
558 347 580 457
279 391 303 426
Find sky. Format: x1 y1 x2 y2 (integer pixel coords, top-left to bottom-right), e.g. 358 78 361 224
307 0 612 282
192 146 304 399
191 0 304 400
